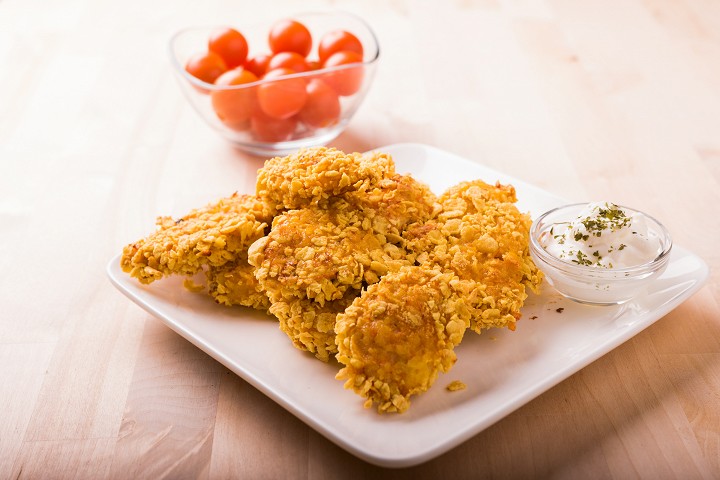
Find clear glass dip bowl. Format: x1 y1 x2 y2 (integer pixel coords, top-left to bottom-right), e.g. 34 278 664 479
168 12 379 156
530 203 673 305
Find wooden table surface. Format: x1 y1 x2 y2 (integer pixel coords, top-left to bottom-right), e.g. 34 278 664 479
2 0 719 478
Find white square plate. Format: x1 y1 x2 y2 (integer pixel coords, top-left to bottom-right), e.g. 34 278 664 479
107 143 709 468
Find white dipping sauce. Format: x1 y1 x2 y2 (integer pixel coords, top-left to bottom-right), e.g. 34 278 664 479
540 202 662 268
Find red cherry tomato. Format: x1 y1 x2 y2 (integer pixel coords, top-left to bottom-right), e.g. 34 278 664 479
268 19 312 56
268 51 310 73
251 108 297 142
185 51 227 85
298 79 341 128
211 68 259 129
318 30 363 64
245 53 272 77
257 68 308 119
307 60 321 71
208 27 249 68
322 51 364 96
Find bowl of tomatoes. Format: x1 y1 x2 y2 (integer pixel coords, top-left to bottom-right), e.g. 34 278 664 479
169 12 379 156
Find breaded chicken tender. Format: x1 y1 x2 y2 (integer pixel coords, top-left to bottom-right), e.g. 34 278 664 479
121 193 275 284
248 199 411 305
269 290 359 362
405 181 542 333
335 266 471 413
206 259 270 310
342 173 440 243
256 147 395 210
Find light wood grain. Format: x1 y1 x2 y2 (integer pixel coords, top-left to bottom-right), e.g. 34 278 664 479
1 0 719 478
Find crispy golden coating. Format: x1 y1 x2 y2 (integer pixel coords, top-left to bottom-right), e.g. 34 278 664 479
438 179 517 218
269 290 359 362
446 380 467 392
335 266 471 413
206 259 270 310
120 148 545 414
248 199 411 306
256 147 395 210
341 173 440 243
120 193 274 284
406 181 542 333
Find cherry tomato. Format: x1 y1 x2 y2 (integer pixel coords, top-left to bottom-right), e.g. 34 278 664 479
251 108 297 142
208 27 249 68
211 68 259 129
185 51 227 85
244 53 272 77
267 51 310 73
318 30 363 64
298 79 341 128
257 68 308 119
307 60 322 71
322 51 364 96
268 19 312 56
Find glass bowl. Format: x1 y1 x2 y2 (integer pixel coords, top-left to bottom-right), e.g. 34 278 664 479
168 12 379 156
529 203 673 305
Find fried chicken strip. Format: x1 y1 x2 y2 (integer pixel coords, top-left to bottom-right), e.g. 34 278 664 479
256 147 395 210
120 193 274 284
335 266 471 413
248 199 411 305
341 173 439 243
405 181 542 333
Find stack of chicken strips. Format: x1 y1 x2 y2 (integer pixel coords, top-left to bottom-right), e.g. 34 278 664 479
121 147 543 413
